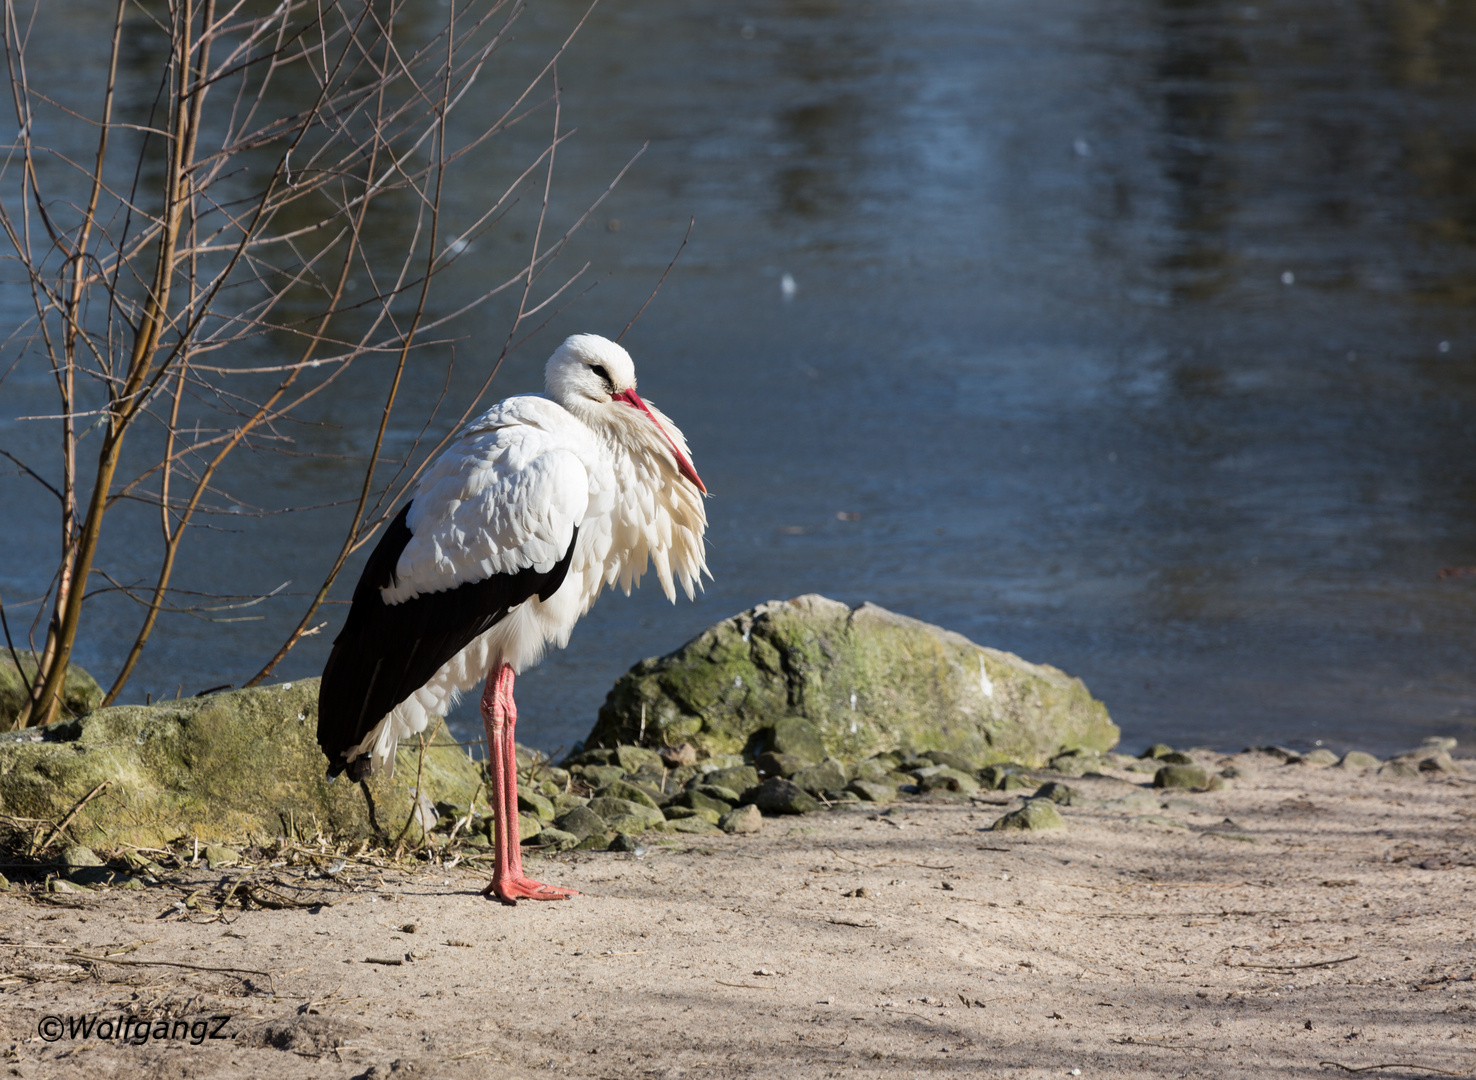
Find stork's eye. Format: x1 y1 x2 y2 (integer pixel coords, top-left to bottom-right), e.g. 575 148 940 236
590 364 610 385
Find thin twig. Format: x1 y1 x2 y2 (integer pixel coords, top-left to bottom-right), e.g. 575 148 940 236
1230 955 1360 971
34 781 110 855
67 950 275 992
1319 1064 1470 1076
617 215 693 343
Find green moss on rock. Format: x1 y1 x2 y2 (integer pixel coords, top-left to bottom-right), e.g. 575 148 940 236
0 651 103 728
583 595 1117 768
0 678 483 848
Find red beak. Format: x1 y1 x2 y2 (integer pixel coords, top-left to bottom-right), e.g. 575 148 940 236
612 389 707 494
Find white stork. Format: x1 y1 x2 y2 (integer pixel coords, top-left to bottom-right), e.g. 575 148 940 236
317 334 708 904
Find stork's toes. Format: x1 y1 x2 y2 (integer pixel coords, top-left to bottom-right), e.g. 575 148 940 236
482 877 579 905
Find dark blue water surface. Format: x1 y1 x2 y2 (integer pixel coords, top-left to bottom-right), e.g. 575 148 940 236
3 0 1476 756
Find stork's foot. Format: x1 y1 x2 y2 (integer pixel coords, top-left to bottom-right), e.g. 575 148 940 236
481 877 579 906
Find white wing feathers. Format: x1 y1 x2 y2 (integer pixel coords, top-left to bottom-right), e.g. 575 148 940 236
383 400 591 605
380 392 707 615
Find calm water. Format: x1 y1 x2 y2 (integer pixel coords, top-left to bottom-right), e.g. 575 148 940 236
4 0 1476 757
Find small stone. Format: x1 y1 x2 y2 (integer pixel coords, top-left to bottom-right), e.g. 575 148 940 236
826 789 861 802
603 813 660 834
1420 736 1458 753
673 789 734 816
747 777 822 814
705 766 761 797
693 783 743 804
667 764 700 788
1048 752 1102 777
615 744 665 774
534 827 579 851
846 779 897 803
920 767 979 794
791 758 848 795
572 833 612 851
999 772 1035 790
1379 760 1421 779
978 764 1027 789
699 753 746 771
991 802 1065 831
853 758 893 783
1219 765 1243 778
665 805 721 825
48 877 89 893
580 764 627 787
1302 749 1339 766
1140 744 1174 760
61 845 103 869
921 750 979 773
667 816 722 835
1031 782 1081 805
204 845 241 869
766 716 828 762
1337 751 1381 770
659 743 698 769
517 813 544 842
755 751 812 778
554 805 608 841
625 766 667 789
1158 751 1196 765
0 872 10 890
719 804 763 834
1420 752 1460 774
608 833 645 854
586 796 665 828
598 779 662 811
553 792 590 814
1153 764 1209 789
517 790 556 821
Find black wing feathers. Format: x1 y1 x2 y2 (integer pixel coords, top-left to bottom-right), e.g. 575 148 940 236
317 502 578 778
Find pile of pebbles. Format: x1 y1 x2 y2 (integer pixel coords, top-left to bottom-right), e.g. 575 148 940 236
431 736 1467 852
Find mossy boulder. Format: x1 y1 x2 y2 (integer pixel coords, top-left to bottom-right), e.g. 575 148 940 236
0 678 483 849
0 651 104 728
583 595 1117 768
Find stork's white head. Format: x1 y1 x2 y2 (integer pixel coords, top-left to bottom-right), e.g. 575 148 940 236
545 334 706 494
545 333 638 404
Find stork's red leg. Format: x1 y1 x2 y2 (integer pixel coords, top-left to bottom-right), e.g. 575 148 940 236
479 663 577 905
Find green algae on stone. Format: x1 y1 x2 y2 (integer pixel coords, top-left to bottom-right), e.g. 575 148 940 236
517 790 556 821
0 679 483 849
597 779 662 811
846 779 897 803
582 595 1117 768
791 758 848 796
990 801 1065 831
1153 764 1209 789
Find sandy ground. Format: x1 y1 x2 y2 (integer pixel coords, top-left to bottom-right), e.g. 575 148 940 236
1 748 1473 1080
